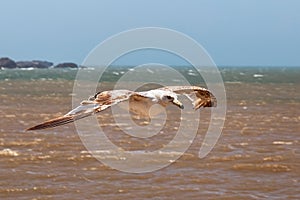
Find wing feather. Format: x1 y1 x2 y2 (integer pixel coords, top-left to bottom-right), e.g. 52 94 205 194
159 86 217 109
26 103 100 131
27 89 139 130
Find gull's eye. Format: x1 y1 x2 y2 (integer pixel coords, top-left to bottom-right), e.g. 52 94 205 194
166 96 173 100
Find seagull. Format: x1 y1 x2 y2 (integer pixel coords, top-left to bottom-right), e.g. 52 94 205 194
27 86 216 131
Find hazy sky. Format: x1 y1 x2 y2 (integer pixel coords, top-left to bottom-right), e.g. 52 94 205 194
1 0 299 66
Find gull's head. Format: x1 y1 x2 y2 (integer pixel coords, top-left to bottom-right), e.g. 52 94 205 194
160 91 184 109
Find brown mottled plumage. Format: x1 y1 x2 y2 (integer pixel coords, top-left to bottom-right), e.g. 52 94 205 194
27 86 216 131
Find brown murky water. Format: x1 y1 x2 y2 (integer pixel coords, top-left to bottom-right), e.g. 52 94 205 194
0 79 299 199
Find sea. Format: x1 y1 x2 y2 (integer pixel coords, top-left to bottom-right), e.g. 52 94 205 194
0 66 299 200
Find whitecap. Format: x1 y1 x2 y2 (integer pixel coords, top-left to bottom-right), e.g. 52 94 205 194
19 67 35 70
0 148 19 156
253 74 264 78
272 141 293 145
187 72 197 76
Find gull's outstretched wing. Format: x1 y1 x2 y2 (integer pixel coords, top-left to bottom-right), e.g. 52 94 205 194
26 86 216 131
27 90 136 131
128 93 158 119
160 86 217 109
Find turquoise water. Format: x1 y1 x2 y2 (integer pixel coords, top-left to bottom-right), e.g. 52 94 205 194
1 67 299 83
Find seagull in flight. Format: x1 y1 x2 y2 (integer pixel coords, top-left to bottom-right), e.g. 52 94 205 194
27 86 216 131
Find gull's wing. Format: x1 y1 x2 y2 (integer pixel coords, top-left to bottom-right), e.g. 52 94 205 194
128 93 158 119
26 86 216 131
27 90 136 131
160 86 217 109
92 89 156 118
26 102 102 131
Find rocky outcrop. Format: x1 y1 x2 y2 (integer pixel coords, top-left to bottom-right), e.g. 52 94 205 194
0 57 17 69
16 60 53 68
0 57 79 69
54 62 78 68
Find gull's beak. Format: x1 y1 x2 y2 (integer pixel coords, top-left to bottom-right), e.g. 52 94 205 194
172 99 184 109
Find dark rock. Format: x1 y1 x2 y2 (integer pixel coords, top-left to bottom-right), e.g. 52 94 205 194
54 62 78 68
0 57 17 69
16 60 53 68
33 60 53 68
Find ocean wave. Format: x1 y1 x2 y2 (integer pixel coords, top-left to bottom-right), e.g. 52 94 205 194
0 148 19 157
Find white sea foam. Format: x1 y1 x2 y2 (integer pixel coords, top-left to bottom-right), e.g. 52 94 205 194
253 74 264 78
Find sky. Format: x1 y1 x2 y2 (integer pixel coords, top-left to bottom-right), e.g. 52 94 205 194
1 0 300 66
